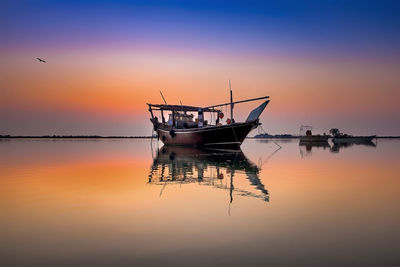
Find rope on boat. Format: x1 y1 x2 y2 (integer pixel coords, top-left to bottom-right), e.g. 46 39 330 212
258 125 281 149
231 126 239 143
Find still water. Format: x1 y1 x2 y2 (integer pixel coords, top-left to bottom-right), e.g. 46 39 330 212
0 138 399 266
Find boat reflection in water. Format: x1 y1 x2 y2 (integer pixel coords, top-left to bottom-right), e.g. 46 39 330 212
299 140 330 157
148 146 269 202
331 140 377 153
298 138 377 155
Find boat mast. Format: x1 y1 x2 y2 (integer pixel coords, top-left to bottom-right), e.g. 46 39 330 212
229 80 234 122
160 90 168 105
203 95 269 109
160 90 168 123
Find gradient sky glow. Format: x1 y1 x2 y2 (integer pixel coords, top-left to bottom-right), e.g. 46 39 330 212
1 0 400 135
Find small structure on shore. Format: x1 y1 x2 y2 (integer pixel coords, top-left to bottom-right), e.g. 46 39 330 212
299 125 329 143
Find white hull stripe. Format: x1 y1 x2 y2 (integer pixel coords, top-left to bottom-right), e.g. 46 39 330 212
203 142 241 146
157 124 253 134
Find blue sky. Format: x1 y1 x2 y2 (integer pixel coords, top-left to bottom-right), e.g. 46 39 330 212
1 0 400 135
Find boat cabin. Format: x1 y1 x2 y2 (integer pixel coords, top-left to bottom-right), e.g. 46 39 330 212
148 95 270 131
148 104 220 130
167 112 198 128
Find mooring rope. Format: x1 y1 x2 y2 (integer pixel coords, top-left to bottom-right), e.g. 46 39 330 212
231 126 239 143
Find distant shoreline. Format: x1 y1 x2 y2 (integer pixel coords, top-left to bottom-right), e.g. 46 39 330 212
249 136 400 139
1 135 399 139
249 134 399 139
0 135 154 139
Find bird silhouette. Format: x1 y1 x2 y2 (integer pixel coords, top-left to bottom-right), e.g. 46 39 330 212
36 58 46 63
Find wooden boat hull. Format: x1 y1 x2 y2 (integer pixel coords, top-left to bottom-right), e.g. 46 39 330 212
156 121 258 148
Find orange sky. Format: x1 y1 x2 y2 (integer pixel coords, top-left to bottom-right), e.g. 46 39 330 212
1 1 400 136
1 49 399 136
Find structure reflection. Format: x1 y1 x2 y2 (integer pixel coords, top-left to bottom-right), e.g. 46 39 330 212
148 146 269 202
330 140 377 153
299 140 330 157
298 139 377 155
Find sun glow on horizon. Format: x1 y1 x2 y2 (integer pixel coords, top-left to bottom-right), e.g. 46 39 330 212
1 1 400 135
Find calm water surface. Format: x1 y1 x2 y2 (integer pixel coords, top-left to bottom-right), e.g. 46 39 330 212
1 138 399 266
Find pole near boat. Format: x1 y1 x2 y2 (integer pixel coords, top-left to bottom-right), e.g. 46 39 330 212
159 91 168 123
229 80 234 122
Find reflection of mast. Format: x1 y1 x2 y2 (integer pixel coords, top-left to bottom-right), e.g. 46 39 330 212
246 172 268 201
230 170 234 203
228 170 234 216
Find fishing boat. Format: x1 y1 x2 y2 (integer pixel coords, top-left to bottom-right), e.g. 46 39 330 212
148 88 269 148
332 136 376 143
329 128 376 144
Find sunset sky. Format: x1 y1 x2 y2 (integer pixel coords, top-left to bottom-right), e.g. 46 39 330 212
1 0 399 136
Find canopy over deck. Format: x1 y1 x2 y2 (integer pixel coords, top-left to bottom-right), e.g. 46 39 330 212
147 95 269 113
147 104 220 113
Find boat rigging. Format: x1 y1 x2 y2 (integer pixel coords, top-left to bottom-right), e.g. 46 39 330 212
147 87 270 148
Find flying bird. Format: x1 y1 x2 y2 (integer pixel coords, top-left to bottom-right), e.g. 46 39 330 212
36 58 46 63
